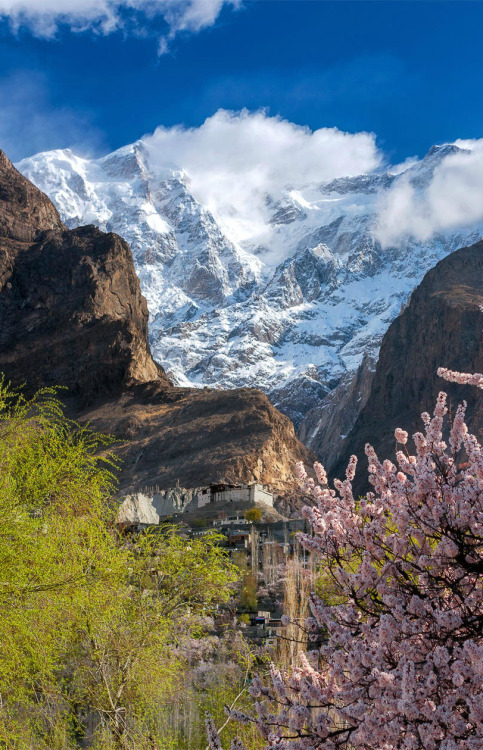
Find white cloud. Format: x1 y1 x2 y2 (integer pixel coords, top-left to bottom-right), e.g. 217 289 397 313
376 142 483 247
144 111 483 253
0 0 239 47
143 109 381 242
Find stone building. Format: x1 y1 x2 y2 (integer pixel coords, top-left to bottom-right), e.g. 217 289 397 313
196 482 274 509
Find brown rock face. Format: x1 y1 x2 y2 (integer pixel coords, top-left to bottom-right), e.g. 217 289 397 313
333 241 483 493
0 151 165 398
0 151 313 494
82 384 315 494
0 151 63 243
0 225 166 398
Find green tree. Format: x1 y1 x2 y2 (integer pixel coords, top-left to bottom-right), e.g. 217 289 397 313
0 380 122 747
73 528 239 749
243 508 262 523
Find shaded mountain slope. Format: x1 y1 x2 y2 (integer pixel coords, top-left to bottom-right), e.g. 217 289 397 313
81 383 313 493
332 241 483 492
0 151 313 494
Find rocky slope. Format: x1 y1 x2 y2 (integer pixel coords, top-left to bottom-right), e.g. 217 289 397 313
82 383 314 494
298 354 375 470
17 142 483 457
333 240 483 492
0 151 313 494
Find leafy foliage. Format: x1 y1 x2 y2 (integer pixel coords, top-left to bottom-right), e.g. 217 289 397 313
0 379 240 749
244 508 263 523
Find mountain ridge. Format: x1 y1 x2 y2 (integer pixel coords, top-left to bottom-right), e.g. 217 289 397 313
17 140 483 456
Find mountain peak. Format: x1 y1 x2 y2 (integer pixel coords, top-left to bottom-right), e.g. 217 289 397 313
424 143 463 160
405 142 470 188
16 139 483 454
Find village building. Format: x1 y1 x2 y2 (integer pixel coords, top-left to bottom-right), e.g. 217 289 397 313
196 482 274 509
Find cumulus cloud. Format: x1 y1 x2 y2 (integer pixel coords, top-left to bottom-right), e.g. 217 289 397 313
0 0 239 48
143 109 381 242
376 141 483 247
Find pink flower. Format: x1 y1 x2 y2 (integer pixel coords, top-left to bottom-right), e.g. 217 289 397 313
438 366 483 389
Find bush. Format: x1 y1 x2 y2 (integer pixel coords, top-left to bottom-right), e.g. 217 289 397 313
244 508 263 523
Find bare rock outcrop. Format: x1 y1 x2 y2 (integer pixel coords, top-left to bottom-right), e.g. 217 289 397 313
0 151 166 398
0 150 63 243
82 383 315 494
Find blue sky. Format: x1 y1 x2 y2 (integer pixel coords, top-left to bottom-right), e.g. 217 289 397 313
0 0 482 163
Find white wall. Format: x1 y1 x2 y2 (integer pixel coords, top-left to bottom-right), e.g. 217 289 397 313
251 484 274 507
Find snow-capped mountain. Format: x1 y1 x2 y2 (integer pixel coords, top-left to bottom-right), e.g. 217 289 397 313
16 141 483 457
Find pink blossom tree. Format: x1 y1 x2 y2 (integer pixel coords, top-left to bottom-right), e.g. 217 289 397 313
208 370 483 749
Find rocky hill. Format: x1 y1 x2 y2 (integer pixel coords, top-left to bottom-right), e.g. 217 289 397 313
332 240 483 492
83 383 313 494
0 151 314 494
17 142 483 458
0 181 165 398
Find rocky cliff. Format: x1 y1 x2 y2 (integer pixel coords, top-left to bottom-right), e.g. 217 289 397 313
0 151 313 493
332 241 483 492
0 151 165 398
0 150 63 242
